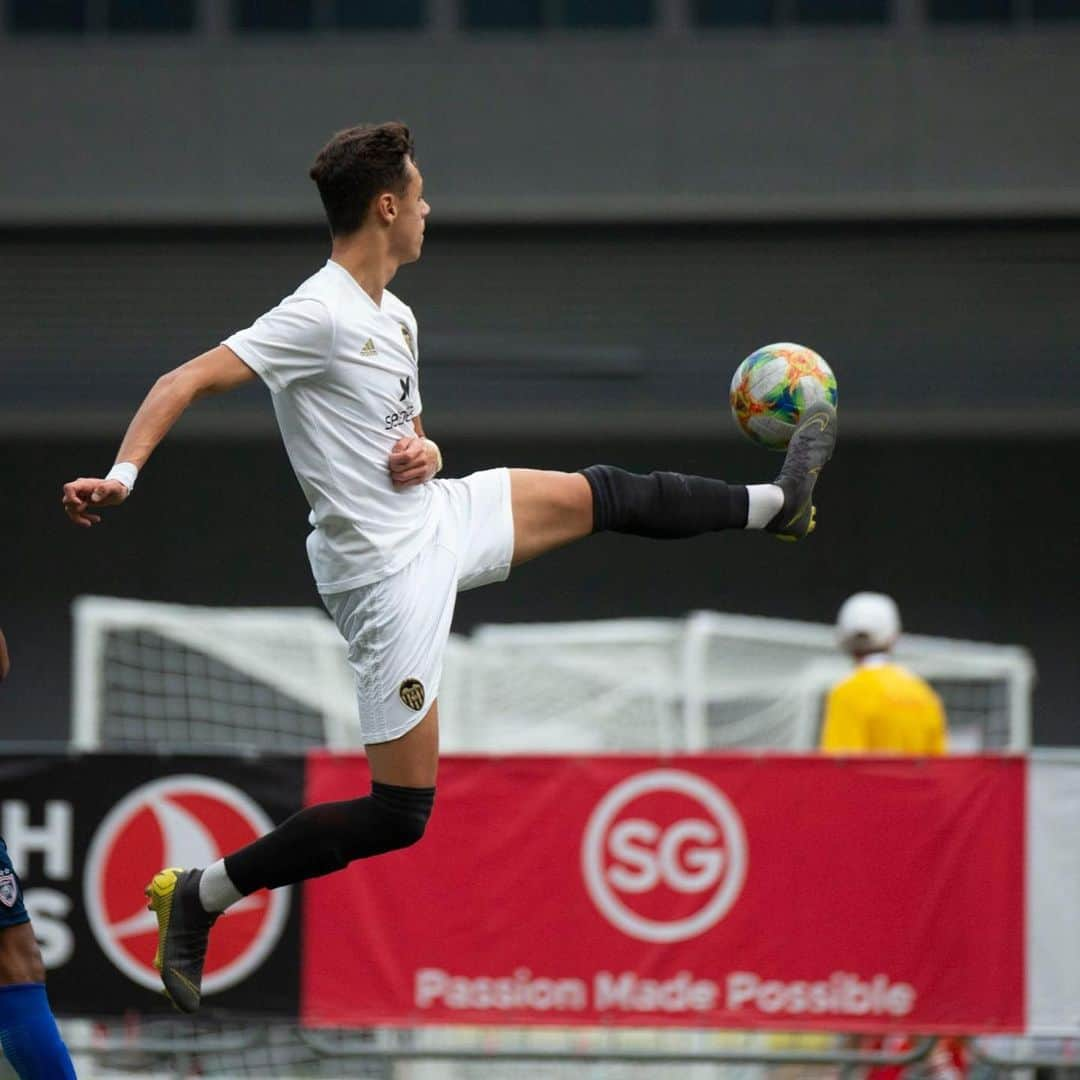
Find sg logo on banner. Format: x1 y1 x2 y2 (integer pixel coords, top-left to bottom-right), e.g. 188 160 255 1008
83 775 290 996
581 769 747 943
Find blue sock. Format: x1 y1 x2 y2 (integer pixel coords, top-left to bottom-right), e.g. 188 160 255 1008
0 983 77 1080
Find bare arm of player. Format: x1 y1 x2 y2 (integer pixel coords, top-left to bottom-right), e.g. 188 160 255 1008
388 416 442 489
62 345 256 527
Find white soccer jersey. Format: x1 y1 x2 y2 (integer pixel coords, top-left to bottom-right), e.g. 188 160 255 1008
224 259 437 593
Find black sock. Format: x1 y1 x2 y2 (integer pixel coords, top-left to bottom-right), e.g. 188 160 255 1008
581 465 749 538
224 782 435 893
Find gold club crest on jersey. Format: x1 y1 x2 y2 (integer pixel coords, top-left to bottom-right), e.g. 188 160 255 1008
399 678 425 711
399 324 416 359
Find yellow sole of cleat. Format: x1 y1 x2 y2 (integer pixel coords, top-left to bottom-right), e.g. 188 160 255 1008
144 867 184 973
775 504 816 542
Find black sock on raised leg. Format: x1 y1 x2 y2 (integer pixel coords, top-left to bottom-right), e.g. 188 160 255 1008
580 466 749 538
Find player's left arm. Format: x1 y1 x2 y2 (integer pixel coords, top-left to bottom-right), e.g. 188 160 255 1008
62 345 256 526
388 416 443 489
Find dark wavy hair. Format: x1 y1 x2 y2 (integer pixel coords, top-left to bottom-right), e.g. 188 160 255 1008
309 122 415 237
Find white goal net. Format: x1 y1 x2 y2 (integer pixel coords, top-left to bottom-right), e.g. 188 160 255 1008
72 596 1034 754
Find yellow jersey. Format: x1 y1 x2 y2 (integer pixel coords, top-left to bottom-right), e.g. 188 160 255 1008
820 660 947 755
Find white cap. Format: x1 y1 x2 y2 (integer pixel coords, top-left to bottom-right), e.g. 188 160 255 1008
836 592 901 654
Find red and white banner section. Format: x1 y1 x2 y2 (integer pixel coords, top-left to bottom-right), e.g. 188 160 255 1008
2 754 304 1017
6 751 1077 1033
1027 752 1080 1036
301 754 1025 1034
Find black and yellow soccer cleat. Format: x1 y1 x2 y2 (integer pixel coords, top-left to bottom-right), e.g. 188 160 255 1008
766 402 838 541
144 867 217 1014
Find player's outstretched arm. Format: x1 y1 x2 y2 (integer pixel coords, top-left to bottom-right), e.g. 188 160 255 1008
62 345 256 527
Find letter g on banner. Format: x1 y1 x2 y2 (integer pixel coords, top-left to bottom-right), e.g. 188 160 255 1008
581 769 747 943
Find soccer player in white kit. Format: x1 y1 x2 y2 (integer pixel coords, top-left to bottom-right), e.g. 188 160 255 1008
62 122 837 1014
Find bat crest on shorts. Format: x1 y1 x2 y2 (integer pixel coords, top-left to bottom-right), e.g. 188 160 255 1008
399 678 425 712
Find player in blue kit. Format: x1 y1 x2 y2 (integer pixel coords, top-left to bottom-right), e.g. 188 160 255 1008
0 630 78 1079
62 122 837 1014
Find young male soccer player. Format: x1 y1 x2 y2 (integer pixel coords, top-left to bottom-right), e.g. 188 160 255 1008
62 122 837 1014
0 630 79 1078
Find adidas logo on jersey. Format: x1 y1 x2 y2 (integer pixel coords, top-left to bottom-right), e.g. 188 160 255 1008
360 338 377 357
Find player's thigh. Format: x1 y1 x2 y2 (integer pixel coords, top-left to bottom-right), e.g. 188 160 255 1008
509 468 593 566
0 922 45 985
324 534 455 751
365 700 439 788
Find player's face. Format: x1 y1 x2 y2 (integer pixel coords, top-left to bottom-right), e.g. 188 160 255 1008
393 159 429 264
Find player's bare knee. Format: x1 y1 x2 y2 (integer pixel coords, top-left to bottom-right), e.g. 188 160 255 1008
537 471 593 536
563 471 595 531
512 469 592 529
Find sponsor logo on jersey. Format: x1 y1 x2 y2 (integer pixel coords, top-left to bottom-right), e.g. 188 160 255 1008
386 374 416 429
0 870 18 908
385 405 416 430
83 775 290 995
360 338 378 357
399 678 426 711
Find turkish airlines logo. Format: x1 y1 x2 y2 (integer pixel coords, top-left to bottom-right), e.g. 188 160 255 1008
581 770 747 943
83 776 290 995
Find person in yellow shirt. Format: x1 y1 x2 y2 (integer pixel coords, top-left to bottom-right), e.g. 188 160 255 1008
820 596 960 1079
821 592 947 755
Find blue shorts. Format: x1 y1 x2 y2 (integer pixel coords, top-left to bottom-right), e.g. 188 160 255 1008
0 837 29 930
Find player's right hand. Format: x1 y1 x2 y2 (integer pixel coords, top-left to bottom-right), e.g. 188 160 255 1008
62 477 129 528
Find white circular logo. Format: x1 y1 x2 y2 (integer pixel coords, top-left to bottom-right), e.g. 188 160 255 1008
581 769 747 943
83 775 290 995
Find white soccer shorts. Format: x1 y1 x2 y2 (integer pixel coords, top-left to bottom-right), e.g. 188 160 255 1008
322 468 514 745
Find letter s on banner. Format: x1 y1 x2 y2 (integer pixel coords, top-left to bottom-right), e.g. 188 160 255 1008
607 820 661 893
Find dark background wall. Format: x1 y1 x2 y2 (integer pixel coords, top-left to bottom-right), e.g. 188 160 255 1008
2 1 1080 224
4 222 1079 438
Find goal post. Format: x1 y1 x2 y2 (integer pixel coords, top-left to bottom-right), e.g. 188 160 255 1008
71 595 356 752
680 610 1034 752
71 596 1035 754
467 611 1034 753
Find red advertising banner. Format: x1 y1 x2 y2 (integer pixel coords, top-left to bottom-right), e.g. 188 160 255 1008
301 755 1024 1033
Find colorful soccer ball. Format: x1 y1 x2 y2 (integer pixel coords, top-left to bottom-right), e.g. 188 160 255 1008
729 343 838 450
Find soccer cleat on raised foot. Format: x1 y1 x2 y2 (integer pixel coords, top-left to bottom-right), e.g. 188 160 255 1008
765 402 838 541
145 867 217 1014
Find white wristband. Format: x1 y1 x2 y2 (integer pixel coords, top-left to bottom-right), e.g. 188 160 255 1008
105 461 138 493
428 440 443 474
